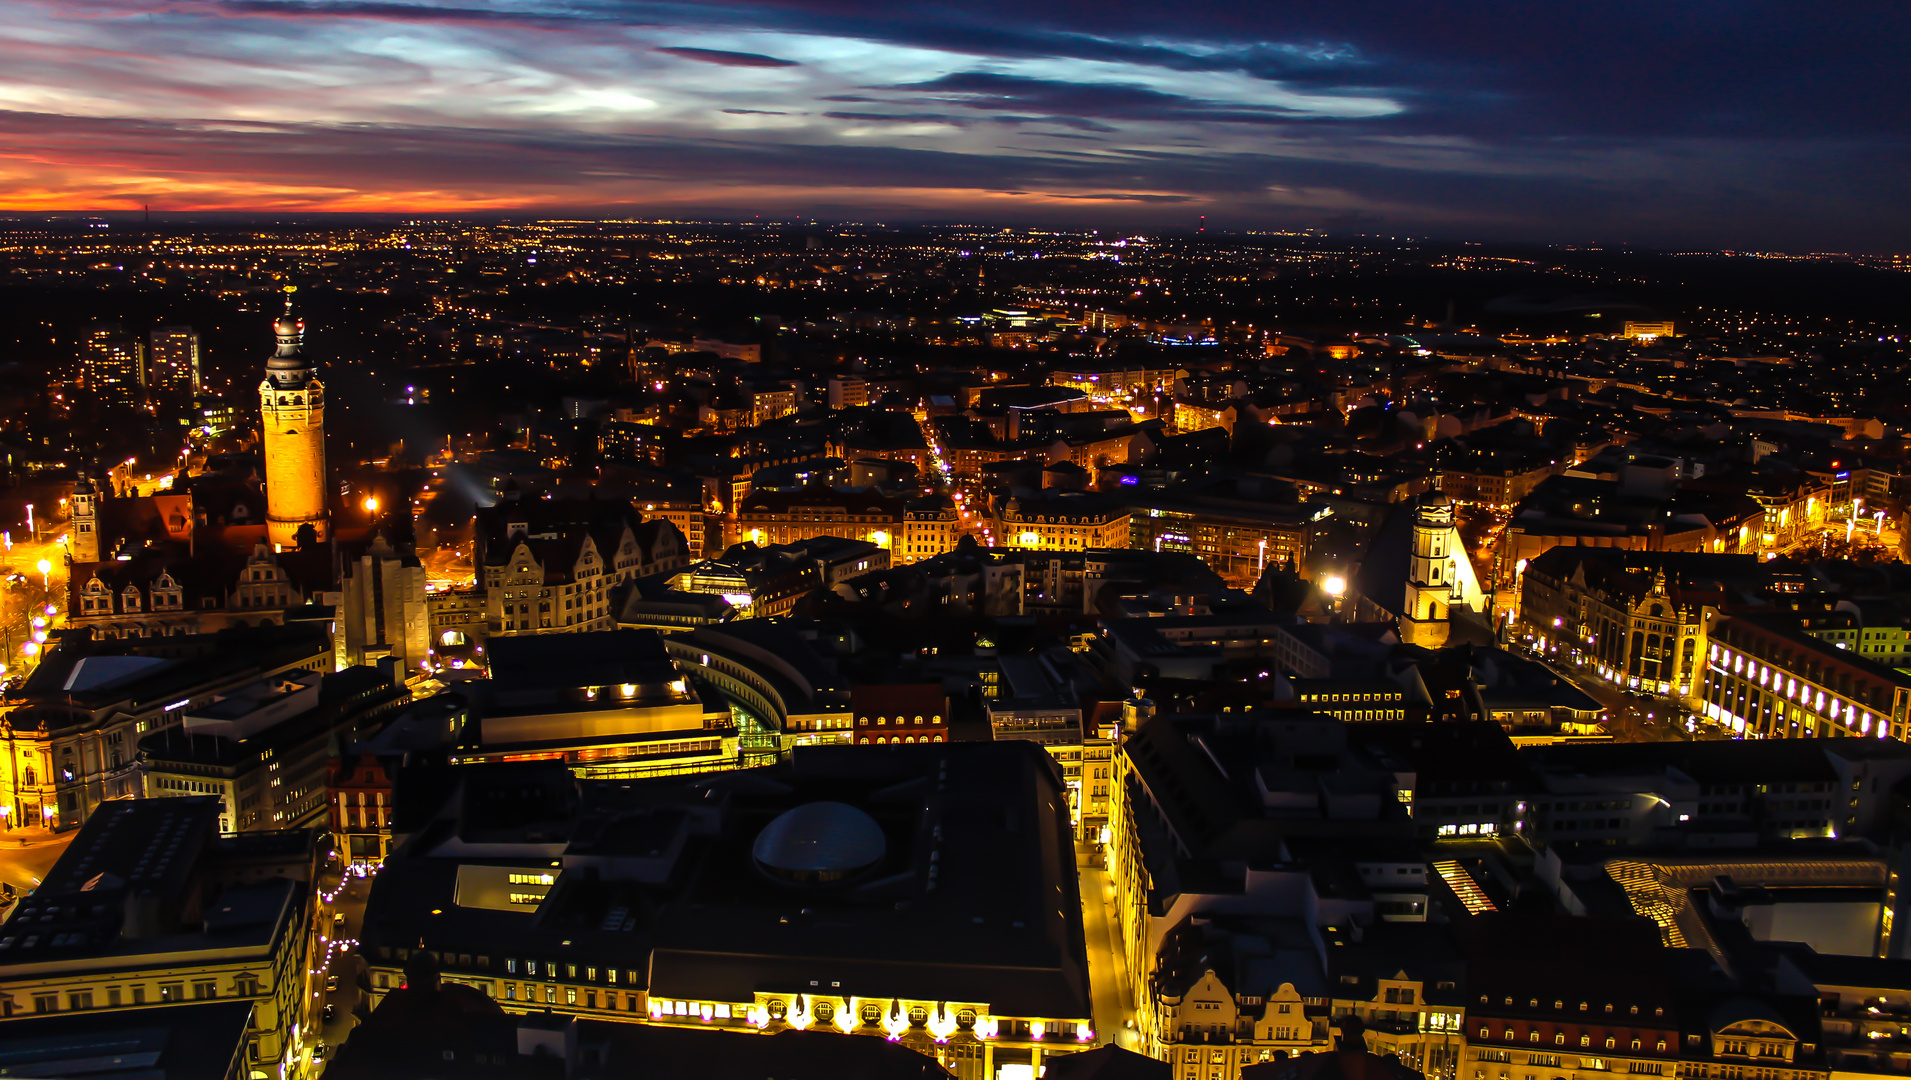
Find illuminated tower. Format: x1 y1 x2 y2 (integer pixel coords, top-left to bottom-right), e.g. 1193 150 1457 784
1400 490 1456 649
260 289 330 548
70 474 100 563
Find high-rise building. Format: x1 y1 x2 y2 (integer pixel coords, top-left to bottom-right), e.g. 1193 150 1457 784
146 325 200 394
259 291 330 548
81 323 143 407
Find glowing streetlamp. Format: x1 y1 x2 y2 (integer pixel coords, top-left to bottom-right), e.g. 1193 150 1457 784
35 558 51 592
362 496 379 515
1323 575 1347 598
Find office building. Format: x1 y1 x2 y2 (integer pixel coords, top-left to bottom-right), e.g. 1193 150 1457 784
449 629 738 779
83 323 145 408
340 534 429 671
140 664 410 833
147 325 201 395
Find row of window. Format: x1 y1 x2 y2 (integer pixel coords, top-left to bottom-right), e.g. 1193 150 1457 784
21 973 260 1015
1482 1029 1665 1053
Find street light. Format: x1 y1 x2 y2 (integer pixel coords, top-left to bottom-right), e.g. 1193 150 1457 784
35 558 51 592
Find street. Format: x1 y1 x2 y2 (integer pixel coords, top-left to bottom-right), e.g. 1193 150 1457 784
308 866 375 1072
1078 855 1141 1052
1574 676 1696 743
1 522 71 683
0 831 73 918
1515 643 1731 743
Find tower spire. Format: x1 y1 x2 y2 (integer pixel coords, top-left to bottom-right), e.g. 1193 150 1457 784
267 285 308 381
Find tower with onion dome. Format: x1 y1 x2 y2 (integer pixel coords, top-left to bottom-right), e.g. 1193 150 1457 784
260 287 329 548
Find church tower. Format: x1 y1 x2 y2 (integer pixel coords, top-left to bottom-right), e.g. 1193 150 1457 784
260 288 329 548
70 473 100 563
1401 490 1456 649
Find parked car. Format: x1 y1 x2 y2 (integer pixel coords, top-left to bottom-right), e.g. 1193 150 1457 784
326 975 338 992
323 1003 337 1022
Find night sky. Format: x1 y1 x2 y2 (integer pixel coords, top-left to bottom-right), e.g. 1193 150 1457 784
3 1 1906 248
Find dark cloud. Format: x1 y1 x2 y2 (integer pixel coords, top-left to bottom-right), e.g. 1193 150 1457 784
655 45 798 67
822 111 970 125
988 115 1118 133
1042 191 1195 202
888 72 1306 125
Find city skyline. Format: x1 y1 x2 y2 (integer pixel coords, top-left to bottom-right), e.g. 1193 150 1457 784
0 1 1907 249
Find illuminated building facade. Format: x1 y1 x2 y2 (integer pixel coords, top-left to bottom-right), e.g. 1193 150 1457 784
902 498 960 563
735 487 903 555
1798 606 1911 667
1700 615 1911 741
1048 359 1184 401
992 493 1131 553
476 495 687 637
849 682 947 746
1328 925 1468 1080
258 296 330 549
1120 494 1322 589
671 537 885 619
1153 922 1332 1079
827 374 869 409
1108 712 1418 1056
1622 321 1678 340
442 629 738 780
1289 681 1410 721
326 752 396 866
68 541 326 642
1517 548 1717 699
